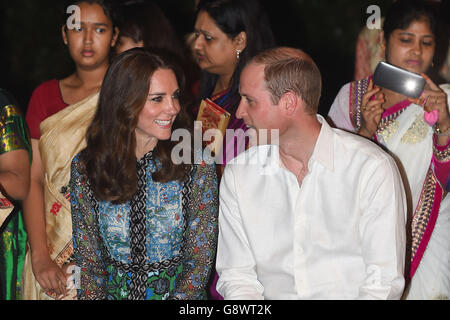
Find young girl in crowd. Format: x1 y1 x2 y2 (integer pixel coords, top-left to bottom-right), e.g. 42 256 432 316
328 0 450 299
22 0 118 299
70 47 218 300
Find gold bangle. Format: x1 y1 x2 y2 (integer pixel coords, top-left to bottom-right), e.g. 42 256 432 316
433 124 450 136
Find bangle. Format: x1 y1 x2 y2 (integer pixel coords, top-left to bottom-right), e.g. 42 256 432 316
433 124 450 136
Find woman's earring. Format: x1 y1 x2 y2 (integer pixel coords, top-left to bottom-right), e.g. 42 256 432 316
236 49 241 60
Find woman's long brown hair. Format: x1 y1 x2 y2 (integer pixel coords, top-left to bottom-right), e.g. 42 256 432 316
80 47 192 204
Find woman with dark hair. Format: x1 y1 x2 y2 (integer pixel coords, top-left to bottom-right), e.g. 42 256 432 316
70 47 218 300
22 0 118 300
328 0 450 299
193 0 275 166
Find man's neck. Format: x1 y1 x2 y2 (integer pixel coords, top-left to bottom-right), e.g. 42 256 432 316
278 116 321 182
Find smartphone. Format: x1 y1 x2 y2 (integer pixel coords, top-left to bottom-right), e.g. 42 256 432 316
372 61 425 99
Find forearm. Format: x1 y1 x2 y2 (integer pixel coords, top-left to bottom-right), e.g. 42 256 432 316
432 137 450 190
0 170 29 200
23 178 49 257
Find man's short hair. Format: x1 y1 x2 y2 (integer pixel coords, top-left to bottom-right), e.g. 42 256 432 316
251 47 322 114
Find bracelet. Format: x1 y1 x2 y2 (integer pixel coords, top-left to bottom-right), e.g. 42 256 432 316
433 124 450 136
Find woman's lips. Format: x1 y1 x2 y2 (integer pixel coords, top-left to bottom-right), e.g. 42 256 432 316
406 59 421 66
82 50 94 57
196 53 206 62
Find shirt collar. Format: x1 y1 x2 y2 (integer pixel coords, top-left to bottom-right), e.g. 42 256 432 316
309 115 335 172
262 115 335 172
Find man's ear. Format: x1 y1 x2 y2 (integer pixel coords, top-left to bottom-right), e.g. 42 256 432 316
61 25 68 45
234 31 247 52
280 91 298 116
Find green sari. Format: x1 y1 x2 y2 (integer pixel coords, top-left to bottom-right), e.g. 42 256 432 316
0 89 32 300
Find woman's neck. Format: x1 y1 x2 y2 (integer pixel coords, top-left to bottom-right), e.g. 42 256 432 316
73 63 109 89
135 131 158 160
213 73 233 96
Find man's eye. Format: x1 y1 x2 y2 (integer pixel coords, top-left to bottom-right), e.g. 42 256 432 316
96 28 106 33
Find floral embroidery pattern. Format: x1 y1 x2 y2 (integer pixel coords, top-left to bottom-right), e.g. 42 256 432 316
401 113 429 144
50 202 62 216
70 151 218 300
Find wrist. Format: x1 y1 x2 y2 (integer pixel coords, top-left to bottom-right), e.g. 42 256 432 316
357 127 374 138
433 122 450 137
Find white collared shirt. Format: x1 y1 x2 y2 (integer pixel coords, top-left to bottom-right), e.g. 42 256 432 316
216 116 406 300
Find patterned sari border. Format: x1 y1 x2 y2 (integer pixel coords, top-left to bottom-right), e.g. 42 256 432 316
410 167 443 278
381 100 411 119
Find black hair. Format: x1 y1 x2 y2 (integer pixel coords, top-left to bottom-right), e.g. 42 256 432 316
62 0 118 28
383 0 438 42
195 0 276 115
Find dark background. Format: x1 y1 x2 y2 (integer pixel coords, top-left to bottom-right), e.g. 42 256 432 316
0 0 404 117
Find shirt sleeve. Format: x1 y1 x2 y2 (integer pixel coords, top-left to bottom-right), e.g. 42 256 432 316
70 154 107 300
215 165 265 300
357 157 407 300
327 83 356 132
26 85 47 139
171 161 219 300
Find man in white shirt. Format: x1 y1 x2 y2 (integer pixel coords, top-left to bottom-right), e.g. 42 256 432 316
216 47 407 300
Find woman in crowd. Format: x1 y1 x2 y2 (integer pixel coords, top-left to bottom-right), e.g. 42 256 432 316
328 0 449 299
114 1 198 104
22 0 118 299
0 89 31 300
70 47 218 300
192 0 275 166
192 0 275 300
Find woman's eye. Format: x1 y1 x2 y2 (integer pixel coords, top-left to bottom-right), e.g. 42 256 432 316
151 96 163 102
399 38 412 44
422 41 434 46
172 91 180 100
205 35 213 41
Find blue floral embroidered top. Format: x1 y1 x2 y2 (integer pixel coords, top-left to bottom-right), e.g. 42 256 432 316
70 151 218 300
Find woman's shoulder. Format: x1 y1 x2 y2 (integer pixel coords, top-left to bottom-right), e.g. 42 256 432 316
31 79 60 96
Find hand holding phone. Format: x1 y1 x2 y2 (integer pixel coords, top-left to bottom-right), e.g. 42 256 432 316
372 62 425 99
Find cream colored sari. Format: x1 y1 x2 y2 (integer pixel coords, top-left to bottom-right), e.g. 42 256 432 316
21 93 98 300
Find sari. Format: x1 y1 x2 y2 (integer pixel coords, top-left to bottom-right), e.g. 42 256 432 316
21 93 98 300
328 79 450 299
0 89 32 300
